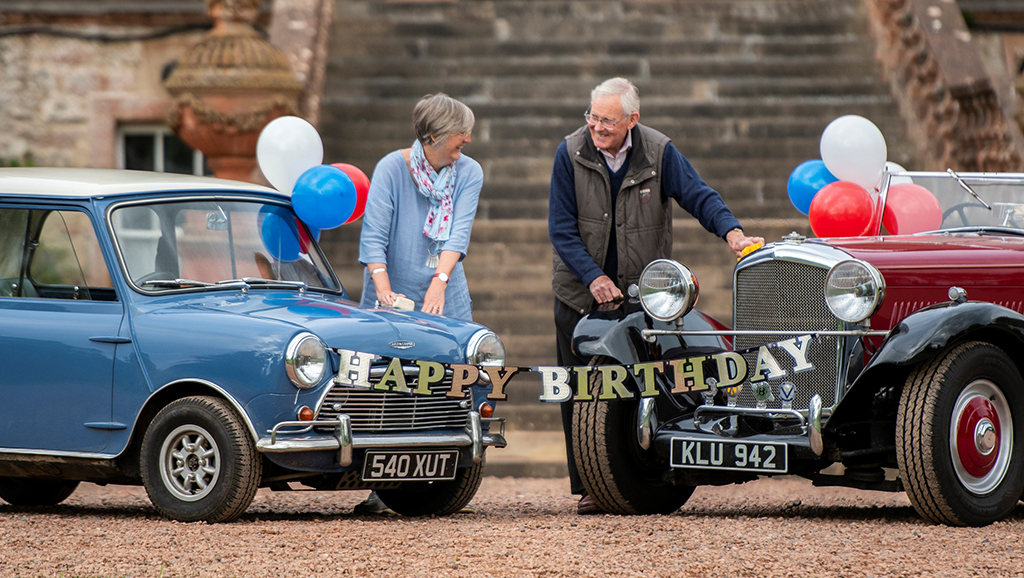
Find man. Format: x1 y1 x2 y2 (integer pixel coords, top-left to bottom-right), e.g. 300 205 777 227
547 77 763 515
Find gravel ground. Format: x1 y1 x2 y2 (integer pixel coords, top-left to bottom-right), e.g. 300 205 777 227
2 476 1023 577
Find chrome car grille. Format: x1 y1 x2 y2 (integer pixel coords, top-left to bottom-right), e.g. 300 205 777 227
316 364 469 432
733 259 841 409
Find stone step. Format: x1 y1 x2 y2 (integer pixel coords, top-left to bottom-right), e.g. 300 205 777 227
330 34 871 60
322 116 868 144
482 430 567 478
333 0 863 43
327 54 879 84
326 95 898 119
326 72 886 101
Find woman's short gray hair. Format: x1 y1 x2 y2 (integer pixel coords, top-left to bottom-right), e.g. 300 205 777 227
412 93 475 147
591 77 640 116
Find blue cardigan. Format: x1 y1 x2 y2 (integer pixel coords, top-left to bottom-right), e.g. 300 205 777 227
548 139 742 288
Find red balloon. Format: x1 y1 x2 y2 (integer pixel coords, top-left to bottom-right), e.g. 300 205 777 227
808 181 875 237
882 183 942 235
331 163 370 225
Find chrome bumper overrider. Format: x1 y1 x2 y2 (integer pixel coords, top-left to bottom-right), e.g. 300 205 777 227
255 411 506 466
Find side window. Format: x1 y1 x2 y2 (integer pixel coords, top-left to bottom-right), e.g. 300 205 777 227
0 209 30 297
30 210 115 301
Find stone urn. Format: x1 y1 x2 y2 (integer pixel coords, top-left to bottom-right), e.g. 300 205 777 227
164 0 305 183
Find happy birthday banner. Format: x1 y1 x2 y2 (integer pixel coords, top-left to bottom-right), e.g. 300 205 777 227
335 334 817 402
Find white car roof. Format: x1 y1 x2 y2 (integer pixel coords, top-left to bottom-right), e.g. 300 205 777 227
0 167 283 199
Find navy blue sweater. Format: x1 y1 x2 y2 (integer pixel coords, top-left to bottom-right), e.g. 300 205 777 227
548 139 742 288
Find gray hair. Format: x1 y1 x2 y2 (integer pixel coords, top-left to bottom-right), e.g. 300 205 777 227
591 77 640 116
412 93 475 147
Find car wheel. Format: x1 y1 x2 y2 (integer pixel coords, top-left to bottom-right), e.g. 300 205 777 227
897 341 1024 526
0 478 79 506
141 396 261 523
376 461 483 516
573 356 694 514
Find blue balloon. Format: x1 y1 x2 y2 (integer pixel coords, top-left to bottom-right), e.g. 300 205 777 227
260 206 320 262
788 160 838 216
291 165 357 230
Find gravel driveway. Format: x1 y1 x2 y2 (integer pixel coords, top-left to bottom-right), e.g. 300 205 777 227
2 475 1023 577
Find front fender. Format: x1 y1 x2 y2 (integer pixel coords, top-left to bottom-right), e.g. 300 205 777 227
828 301 1024 431
573 300 730 365
866 301 1024 371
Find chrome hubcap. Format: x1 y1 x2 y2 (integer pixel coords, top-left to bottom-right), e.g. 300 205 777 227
950 380 1012 495
975 419 997 455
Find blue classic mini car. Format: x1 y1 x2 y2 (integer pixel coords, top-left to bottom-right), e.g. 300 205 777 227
0 168 506 522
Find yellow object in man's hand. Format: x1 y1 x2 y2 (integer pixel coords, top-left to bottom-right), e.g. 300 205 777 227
738 242 764 261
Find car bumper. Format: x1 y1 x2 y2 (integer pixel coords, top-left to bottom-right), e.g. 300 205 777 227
255 411 506 467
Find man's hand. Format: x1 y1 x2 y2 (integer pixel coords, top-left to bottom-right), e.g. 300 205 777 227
589 275 623 304
726 229 765 257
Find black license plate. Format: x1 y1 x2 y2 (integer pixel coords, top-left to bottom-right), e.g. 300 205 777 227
670 438 787 474
361 449 459 481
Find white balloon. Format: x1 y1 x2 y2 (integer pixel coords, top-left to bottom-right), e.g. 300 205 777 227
819 115 887 191
256 116 324 193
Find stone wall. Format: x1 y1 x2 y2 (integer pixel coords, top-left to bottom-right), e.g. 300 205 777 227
0 5 210 167
0 2 288 169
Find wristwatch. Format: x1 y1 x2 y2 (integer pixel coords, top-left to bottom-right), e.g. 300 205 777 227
433 272 449 284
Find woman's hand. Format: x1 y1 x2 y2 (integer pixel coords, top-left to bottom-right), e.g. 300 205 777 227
368 264 405 306
377 290 406 307
422 277 447 315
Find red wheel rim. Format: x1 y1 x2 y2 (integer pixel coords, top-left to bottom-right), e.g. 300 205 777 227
955 396 1000 478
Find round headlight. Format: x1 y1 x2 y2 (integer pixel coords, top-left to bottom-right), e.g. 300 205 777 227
639 259 699 322
825 260 885 323
467 330 505 366
285 332 327 389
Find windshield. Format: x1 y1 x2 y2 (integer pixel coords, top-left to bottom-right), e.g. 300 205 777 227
111 198 341 292
876 171 1024 235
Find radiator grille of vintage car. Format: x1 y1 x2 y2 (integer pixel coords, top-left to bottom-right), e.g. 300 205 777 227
733 258 842 410
316 364 468 432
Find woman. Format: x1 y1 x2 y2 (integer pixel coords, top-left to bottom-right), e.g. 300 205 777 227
355 93 482 516
358 93 482 320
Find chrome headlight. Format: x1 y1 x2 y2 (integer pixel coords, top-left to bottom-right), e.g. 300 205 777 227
466 330 505 366
639 259 699 322
825 260 885 323
285 332 327 389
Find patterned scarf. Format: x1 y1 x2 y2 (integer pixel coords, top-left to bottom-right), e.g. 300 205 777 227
409 139 456 244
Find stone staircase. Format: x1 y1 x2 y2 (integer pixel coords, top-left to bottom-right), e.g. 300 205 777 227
316 0 916 476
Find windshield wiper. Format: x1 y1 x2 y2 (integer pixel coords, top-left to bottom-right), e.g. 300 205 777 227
225 278 308 292
947 168 993 210
140 278 214 288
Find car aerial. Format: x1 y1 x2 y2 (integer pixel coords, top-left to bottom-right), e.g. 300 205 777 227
0 167 506 523
571 169 1024 527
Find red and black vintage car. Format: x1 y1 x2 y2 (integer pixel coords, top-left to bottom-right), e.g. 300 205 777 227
571 170 1024 526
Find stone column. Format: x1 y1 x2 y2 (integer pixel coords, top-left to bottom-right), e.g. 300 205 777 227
163 0 305 183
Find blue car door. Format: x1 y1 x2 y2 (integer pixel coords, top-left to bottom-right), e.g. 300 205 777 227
0 207 124 453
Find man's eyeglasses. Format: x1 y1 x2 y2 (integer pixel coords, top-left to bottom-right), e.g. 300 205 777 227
584 111 625 131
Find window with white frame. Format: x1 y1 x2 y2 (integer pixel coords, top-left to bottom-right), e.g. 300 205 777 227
117 124 209 175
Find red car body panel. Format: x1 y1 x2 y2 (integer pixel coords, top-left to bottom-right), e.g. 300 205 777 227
823 234 1024 331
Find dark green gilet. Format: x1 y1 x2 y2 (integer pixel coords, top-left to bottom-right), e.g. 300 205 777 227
552 123 672 313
